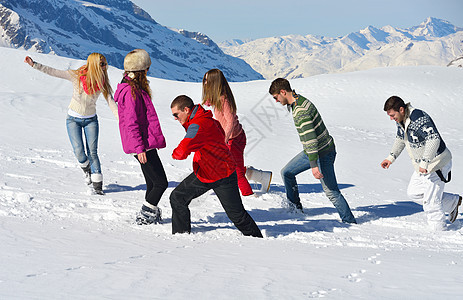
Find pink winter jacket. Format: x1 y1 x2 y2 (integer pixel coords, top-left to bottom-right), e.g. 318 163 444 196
206 96 243 143
114 82 166 154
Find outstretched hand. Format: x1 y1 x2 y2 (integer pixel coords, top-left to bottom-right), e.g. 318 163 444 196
380 159 392 169
24 56 34 67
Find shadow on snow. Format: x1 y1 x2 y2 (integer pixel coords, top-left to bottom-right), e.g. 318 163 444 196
106 181 423 236
105 182 354 194
104 181 180 193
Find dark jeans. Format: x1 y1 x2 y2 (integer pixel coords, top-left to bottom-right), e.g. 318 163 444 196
170 171 262 237
135 149 168 207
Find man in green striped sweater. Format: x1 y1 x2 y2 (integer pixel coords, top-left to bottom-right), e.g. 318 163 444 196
269 78 356 224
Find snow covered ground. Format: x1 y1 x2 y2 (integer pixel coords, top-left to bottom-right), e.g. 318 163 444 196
1 47 462 299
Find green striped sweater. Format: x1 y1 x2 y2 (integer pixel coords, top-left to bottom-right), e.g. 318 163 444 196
290 94 334 167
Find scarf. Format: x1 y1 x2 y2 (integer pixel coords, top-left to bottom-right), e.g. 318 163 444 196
79 69 101 95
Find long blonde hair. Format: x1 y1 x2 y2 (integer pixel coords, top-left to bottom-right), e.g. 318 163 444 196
201 69 236 114
73 53 112 99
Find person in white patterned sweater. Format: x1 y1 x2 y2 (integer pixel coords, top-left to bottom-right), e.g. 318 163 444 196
380 96 461 230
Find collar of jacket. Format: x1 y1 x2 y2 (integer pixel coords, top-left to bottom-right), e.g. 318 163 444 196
287 91 301 112
182 104 200 129
398 102 413 129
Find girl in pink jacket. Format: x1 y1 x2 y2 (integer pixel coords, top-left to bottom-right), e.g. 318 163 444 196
202 69 272 196
115 49 167 225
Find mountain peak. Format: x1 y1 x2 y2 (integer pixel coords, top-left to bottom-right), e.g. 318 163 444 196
409 17 462 37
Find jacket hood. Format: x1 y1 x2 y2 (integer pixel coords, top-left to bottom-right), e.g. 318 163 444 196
114 83 131 103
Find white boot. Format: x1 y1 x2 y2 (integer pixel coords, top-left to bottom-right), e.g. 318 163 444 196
245 166 272 193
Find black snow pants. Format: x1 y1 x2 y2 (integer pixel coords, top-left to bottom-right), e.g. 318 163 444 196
170 171 262 237
135 149 168 207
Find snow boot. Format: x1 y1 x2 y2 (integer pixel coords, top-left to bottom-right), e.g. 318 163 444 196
136 203 162 225
449 196 462 223
91 173 104 195
80 161 92 185
245 166 272 193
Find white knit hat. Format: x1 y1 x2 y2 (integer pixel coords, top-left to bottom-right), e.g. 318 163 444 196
124 49 151 72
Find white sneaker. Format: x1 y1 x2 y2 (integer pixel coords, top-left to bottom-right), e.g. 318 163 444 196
245 166 272 193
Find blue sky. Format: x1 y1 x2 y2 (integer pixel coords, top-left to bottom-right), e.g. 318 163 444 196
131 0 463 42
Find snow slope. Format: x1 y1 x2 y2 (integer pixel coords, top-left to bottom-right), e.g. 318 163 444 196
1 47 463 299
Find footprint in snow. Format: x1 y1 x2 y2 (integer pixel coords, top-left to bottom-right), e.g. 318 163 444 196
368 253 382 264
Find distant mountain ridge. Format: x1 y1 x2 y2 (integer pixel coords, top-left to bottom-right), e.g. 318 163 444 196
0 0 263 82
219 17 463 79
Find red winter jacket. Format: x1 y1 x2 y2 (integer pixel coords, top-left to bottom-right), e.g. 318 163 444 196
172 105 236 183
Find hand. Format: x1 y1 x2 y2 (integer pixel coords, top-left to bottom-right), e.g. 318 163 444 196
137 152 147 164
312 167 323 179
24 56 34 67
419 167 428 174
380 159 392 169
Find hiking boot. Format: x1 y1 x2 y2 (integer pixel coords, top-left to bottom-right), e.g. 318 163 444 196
245 166 272 193
449 196 462 223
136 204 162 225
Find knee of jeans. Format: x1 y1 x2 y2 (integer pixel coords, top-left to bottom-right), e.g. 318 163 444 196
280 168 293 179
88 147 99 157
72 149 86 162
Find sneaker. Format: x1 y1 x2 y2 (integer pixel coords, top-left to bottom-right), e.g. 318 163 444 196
136 204 162 225
93 181 105 195
245 166 273 193
449 196 462 223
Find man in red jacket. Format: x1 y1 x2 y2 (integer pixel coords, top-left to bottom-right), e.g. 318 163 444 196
170 95 262 237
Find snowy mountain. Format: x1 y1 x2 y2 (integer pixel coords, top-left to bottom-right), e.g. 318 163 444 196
0 0 263 82
219 17 463 79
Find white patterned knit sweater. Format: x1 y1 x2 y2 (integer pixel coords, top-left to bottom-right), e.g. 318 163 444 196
33 62 118 118
387 103 451 173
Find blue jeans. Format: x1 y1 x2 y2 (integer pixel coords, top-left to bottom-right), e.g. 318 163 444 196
281 150 356 223
66 115 101 174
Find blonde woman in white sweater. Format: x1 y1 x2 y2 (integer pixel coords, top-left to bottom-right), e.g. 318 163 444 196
24 53 118 195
